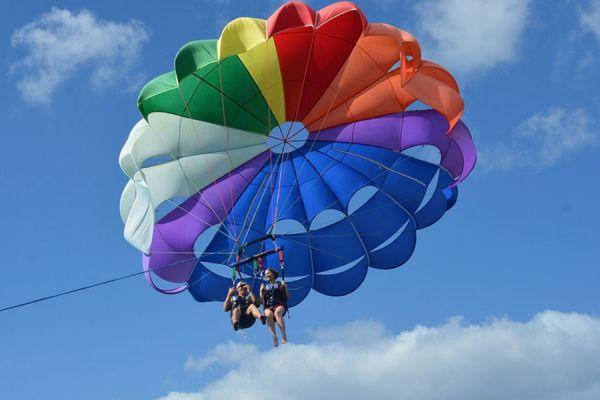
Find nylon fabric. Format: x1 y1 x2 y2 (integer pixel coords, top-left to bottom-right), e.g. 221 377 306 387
120 2 477 305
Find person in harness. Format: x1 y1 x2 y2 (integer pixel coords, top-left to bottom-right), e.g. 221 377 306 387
260 268 290 346
224 281 266 331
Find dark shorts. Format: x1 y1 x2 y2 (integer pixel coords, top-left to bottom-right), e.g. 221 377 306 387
266 303 287 317
232 310 256 330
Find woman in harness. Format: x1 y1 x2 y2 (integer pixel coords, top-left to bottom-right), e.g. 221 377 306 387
224 281 266 331
260 268 290 346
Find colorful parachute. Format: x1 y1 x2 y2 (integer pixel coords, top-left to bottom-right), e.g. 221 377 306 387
119 1 476 306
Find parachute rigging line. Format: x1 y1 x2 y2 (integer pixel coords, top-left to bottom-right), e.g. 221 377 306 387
0 257 197 314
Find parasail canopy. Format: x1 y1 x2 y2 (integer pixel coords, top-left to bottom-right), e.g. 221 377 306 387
119 1 476 307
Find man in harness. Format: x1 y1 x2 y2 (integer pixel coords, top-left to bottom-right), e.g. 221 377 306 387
224 281 266 331
260 268 290 346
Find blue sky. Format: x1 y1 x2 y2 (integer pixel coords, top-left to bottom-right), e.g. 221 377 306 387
1 1 599 399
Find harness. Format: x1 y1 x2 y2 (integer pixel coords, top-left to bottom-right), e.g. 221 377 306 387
263 281 287 308
229 234 286 290
231 294 252 310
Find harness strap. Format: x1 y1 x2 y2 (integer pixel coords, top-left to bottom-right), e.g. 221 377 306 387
257 256 264 280
232 253 241 284
250 258 259 292
277 248 285 283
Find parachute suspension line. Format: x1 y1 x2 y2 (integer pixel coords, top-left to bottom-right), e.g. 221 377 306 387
296 145 427 219
277 90 402 217
301 66 401 131
232 150 281 247
264 146 440 236
228 148 287 267
216 53 242 267
330 148 427 187
176 83 235 236
169 87 247 246
313 145 425 227
269 29 321 230
282 235 348 261
272 150 291 232
281 99 409 216
278 146 428 226
275 72 347 217
166 199 236 241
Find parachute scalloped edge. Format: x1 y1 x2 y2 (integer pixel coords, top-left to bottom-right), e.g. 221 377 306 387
120 1 477 307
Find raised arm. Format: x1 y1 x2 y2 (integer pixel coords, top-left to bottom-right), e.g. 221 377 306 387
223 287 235 312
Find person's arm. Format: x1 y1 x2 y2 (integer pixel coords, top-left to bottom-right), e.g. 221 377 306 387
260 283 266 306
223 287 235 311
282 281 290 300
249 292 260 307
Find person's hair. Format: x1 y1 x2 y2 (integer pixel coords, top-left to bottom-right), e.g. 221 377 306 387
265 268 279 279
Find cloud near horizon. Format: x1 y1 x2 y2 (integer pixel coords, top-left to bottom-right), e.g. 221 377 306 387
413 0 530 79
160 311 600 400
10 8 149 106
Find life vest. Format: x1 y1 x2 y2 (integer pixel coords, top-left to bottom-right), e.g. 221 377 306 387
263 281 287 308
231 294 252 310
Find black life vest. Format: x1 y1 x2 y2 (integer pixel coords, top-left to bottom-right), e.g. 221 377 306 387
231 294 252 310
264 281 287 307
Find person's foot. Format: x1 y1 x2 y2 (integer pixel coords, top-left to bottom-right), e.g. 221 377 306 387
260 315 266 325
273 336 279 347
281 337 288 344
233 322 239 331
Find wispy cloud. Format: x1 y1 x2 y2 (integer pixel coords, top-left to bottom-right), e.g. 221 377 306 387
10 8 150 107
553 0 600 77
581 0 600 42
413 0 530 78
160 311 600 400
479 107 598 171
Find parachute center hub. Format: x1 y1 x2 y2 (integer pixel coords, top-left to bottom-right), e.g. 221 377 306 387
267 121 309 154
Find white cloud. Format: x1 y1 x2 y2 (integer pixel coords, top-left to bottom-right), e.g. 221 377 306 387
185 342 258 373
159 311 600 400
580 0 600 42
413 0 530 78
479 107 598 171
10 8 149 106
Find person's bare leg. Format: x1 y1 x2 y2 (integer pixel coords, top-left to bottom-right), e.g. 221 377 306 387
265 308 278 346
246 304 261 318
274 306 287 344
231 307 241 330
247 305 266 324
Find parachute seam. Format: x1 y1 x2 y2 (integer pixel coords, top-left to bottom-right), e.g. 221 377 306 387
191 60 275 133
310 145 418 229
